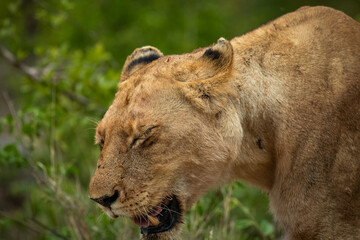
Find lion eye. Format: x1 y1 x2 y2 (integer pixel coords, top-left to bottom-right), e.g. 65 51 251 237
99 139 104 151
130 137 139 148
130 125 157 149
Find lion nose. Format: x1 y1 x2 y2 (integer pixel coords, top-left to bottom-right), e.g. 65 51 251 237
90 190 119 208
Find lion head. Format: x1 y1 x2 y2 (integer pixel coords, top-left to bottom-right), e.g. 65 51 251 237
89 38 242 239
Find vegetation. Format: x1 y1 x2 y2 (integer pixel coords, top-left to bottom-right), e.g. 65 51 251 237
0 1 359 239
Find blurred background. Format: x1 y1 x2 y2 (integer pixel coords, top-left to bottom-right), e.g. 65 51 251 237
0 0 359 239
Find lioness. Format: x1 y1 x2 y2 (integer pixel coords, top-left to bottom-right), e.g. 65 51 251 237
89 6 360 240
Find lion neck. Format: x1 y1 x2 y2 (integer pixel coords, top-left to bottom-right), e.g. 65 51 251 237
218 37 285 191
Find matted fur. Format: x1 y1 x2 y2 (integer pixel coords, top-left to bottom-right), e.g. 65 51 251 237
89 6 360 240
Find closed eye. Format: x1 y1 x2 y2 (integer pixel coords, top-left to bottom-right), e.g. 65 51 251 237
130 125 157 149
99 139 104 151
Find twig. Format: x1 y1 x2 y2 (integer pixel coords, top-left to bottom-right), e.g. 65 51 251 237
0 44 103 110
0 90 54 196
0 211 69 240
0 45 42 82
31 217 69 240
1 91 37 170
0 211 43 235
63 90 90 106
1 91 91 240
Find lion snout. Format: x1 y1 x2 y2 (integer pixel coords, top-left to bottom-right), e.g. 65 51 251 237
90 190 119 208
88 169 123 208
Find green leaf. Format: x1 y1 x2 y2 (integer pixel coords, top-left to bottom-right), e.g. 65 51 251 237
260 220 274 236
236 219 254 230
0 143 26 167
2 114 14 133
21 123 35 138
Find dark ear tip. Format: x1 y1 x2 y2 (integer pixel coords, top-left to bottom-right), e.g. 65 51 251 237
126 53 161 72
202 37 232 60
121 46 163 81
203 48 221 60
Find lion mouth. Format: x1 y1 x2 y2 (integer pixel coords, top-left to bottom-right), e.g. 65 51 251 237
131 195 182 235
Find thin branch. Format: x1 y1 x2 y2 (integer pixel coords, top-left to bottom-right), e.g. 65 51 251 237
0 44 102 110
1 91 91 240
1 91 37 170
0 211 69 240
63 90 90 106
0 45 42 82
0 211 43 235
31 217 69 240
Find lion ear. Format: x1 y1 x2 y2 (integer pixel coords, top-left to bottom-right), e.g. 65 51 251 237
179 38 234 114
121 46 163 81
200 37 233 75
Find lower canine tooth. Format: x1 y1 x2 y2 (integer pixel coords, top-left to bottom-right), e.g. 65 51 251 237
148 215 160 226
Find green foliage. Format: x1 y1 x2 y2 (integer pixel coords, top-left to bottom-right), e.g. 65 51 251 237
0 0 359 239
0 143 26 167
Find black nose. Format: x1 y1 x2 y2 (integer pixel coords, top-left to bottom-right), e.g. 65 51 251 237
90 190 119 208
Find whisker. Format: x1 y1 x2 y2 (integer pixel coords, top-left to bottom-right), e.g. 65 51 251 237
160 202 181 215
148 204 165 217
136 208 145 221
142 206 151 223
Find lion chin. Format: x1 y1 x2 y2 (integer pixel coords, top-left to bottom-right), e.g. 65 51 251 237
133 195 183 240
95 194 184 240
89 6 360 240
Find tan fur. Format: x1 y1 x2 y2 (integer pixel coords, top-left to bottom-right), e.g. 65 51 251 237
89 6 360 240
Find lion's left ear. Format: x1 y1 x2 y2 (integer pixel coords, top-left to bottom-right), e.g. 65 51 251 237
121 46 163 81
179 38 234 114
200 37 233 75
